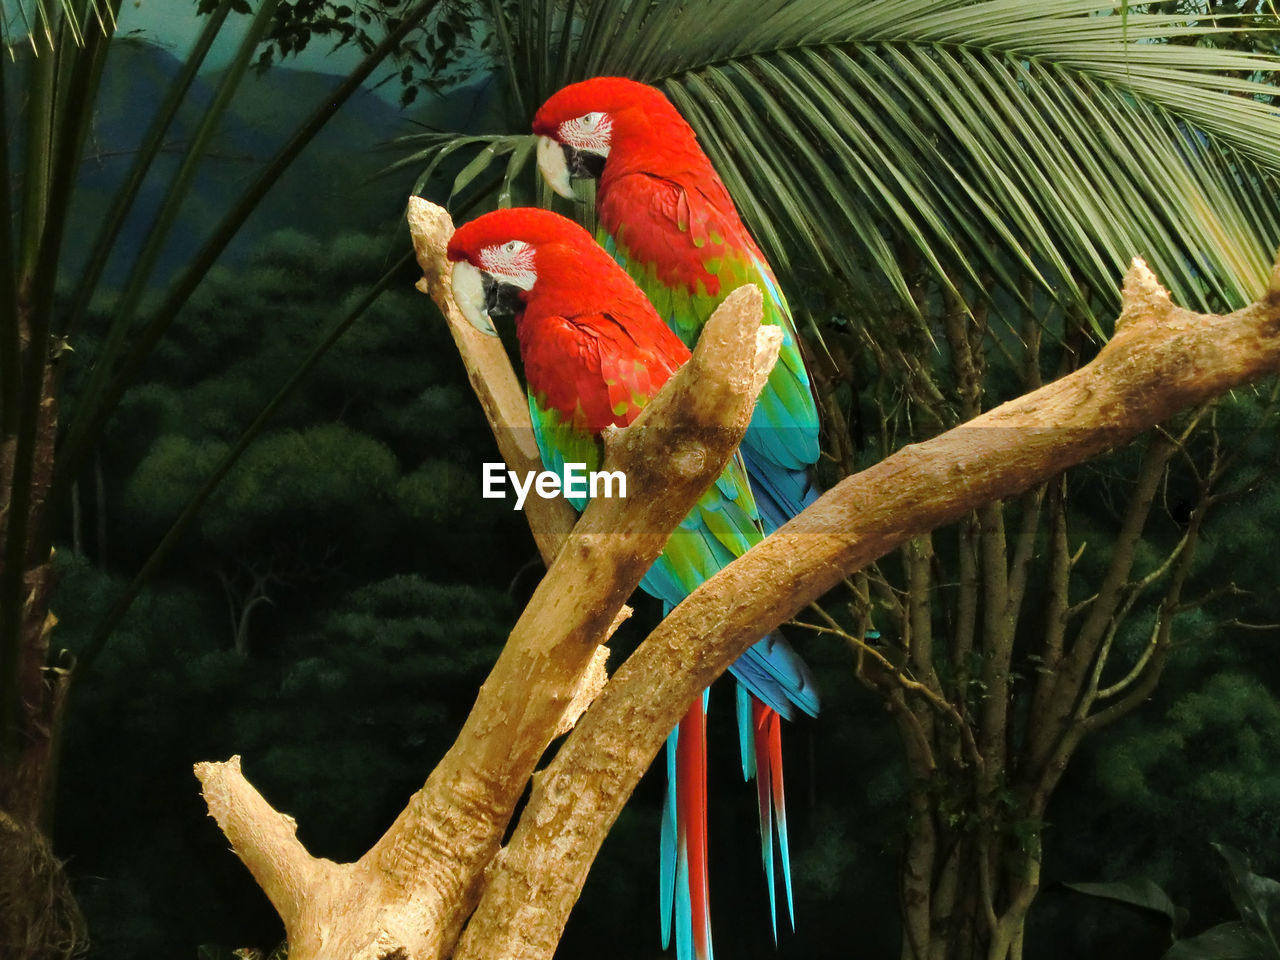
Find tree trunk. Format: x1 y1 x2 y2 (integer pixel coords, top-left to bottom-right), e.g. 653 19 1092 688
0 318 83 958
849 271 1234 960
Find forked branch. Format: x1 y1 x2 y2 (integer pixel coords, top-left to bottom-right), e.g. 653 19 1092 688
456 257 1280 960
194 199 777 960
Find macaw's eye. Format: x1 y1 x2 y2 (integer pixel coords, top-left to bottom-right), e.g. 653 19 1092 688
580 111 604 130
478 240 536 291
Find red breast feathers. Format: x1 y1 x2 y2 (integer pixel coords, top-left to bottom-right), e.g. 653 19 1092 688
447 207 689 434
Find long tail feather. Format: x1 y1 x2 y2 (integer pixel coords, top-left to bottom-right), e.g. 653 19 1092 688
766 703 796 928
750 696 778 941
746 695 797 935
660 729 679 949
665 694 714 960
681 693 712 960
736 683 755 781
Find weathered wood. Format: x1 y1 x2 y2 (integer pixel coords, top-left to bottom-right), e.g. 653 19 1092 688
455 258 1280 960
197 220 1280 960
195 199 777 960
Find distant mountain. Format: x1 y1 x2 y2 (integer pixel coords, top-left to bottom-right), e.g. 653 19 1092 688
54 37 511 287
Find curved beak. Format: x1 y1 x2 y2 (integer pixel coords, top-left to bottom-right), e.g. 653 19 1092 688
451 261 499 337
536 135 576 199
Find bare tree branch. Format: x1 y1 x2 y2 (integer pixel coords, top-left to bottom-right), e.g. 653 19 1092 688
194 200 778 960
193 756 341 931
460 257 1280 960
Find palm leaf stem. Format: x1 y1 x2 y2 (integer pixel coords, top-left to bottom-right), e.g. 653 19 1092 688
30 0 119 357
0 51 20 436
61 0 235 342
63 0 282 471
488 0 524 119
1 8 62 762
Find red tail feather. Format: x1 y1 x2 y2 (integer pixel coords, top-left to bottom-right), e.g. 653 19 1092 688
678 699 711 960
766 705 784 814
752 697 774 837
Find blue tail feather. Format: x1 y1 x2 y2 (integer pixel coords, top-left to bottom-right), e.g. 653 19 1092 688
660 730 679 949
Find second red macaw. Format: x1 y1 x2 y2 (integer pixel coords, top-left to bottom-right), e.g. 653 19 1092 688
532 76 822 956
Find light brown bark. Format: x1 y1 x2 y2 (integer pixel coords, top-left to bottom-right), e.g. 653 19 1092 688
196 221 1280 960
194 200 779 960
455 258 1280 960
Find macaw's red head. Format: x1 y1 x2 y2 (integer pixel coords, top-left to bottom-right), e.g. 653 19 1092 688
532 76 695 198
445 206 652 337
446 207 690 432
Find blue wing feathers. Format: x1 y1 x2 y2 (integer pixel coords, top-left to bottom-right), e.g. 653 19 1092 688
740 446 822 535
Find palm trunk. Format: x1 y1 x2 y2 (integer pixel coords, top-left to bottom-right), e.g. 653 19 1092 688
0 318 82 959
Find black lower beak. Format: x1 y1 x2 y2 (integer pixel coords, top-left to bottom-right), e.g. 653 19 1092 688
563 143 607 181
482 272 525 319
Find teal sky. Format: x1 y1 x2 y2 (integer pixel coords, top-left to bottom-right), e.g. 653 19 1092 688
119 1 366 74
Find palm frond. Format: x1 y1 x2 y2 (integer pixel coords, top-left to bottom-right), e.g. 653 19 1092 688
403 0 1280 330
1 0 115 53
62 0 237 342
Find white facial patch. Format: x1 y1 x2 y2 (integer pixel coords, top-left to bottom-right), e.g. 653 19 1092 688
537 135 575 199
479 240 537 291
450 260 496 336
560 111 613 156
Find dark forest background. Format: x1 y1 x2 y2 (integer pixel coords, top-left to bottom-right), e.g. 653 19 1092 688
8 5 1278 959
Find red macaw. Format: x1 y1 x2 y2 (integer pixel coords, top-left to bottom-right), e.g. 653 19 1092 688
447 207 815 960
531 76 821 952
531 76 821 533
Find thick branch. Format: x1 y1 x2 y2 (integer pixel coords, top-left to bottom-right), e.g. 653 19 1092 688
193 756 340 930
197 226 776 959
460 257 1280 960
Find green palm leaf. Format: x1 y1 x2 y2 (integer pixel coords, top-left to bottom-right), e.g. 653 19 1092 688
1 0 115 51
404 0 1280 331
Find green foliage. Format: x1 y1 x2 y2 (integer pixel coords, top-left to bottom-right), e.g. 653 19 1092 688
218 0 490 103
1096 673 1280 825
204 424 399 542
1063 877 1189 936
395 0 1280 331
55 553 515 954
228 575 513 858
1067 844 1280 960
395 459 475 527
